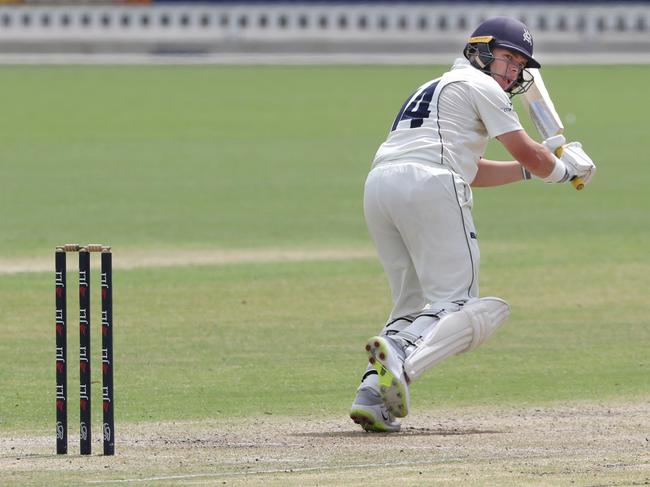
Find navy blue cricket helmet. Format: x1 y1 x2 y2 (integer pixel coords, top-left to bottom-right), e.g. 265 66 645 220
463 16 541 70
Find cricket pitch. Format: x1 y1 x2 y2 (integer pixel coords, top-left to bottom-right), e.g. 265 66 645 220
2 400 648 486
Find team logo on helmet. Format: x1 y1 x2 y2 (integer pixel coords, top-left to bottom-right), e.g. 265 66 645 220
522 30 533 46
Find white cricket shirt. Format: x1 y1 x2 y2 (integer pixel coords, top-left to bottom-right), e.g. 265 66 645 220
372 58 523 183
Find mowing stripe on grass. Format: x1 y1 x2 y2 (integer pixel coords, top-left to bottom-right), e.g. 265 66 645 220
0 247 376 275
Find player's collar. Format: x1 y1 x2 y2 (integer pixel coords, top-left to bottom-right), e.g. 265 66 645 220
451 58 472 70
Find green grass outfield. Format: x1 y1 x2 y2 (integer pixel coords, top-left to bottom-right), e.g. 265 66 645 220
0 65 648 483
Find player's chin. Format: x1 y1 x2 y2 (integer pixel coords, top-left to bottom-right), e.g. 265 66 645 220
497 79 514 91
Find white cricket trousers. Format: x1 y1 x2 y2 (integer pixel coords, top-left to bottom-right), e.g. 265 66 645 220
364 162 480 320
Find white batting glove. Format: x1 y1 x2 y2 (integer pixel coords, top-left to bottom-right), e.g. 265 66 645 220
541 136 596 186
559 141 596 186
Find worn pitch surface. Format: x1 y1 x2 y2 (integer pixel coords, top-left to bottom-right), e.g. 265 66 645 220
2 402 648 486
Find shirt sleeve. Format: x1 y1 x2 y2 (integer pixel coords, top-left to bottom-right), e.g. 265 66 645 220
470 81 523 138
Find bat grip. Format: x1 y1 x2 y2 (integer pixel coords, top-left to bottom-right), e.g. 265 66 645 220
555 146 584 191
571 177 584 191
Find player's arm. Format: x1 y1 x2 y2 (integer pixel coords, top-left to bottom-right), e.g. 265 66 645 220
500 129 597 188
472 129 556 187
472 158 530 187
497 129 560 179
474 130 597 188
472 130 562 187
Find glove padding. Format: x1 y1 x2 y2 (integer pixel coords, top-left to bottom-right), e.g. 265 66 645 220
558 141 596 186
543 136 596 186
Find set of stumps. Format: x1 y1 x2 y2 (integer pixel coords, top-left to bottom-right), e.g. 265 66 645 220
55 244 114 455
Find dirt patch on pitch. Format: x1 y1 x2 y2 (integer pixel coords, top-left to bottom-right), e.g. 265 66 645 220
2 401 649 486
0 247 376 274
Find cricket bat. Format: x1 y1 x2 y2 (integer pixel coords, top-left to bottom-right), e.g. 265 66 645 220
520 69 584 190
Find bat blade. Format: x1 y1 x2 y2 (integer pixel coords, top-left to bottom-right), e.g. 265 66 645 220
521 68 564 139
520 69 583 190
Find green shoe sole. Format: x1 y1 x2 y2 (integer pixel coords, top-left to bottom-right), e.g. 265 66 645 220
365 336 410 418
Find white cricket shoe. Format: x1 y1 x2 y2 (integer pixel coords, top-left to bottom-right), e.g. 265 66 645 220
365 336 410 418
350 386 401 433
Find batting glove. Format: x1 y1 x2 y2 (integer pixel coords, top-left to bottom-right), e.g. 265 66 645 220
558 141 596 186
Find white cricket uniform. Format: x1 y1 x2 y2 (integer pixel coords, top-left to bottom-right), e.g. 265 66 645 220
365 58 523 320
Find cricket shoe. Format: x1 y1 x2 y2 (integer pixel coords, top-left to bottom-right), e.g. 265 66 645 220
350 387 401 433
365 336 410 418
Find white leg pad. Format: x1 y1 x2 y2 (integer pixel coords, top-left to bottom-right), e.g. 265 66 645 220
403 297 510 381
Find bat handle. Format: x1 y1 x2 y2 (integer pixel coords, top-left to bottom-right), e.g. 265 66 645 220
555 146 585 191
571 177 584 191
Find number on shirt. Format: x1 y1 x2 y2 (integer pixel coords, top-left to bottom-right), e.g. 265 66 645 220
391 80 440 131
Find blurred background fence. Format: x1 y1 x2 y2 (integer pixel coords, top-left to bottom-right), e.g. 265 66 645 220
0 1 648 63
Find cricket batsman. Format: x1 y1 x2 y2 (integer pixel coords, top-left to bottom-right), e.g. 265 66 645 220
350 16 596 432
